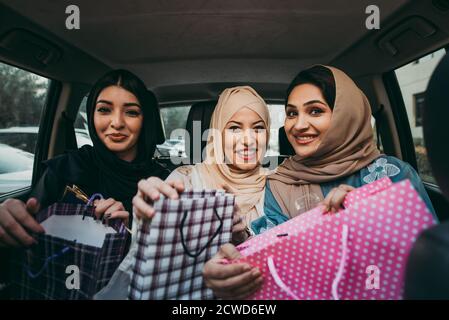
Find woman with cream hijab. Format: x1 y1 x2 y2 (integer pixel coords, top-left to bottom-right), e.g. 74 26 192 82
202 65 436 300
134 85 271 243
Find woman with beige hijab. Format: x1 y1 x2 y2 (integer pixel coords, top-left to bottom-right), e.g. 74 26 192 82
134 85 271 243
265 65 435 224
203 65 436 300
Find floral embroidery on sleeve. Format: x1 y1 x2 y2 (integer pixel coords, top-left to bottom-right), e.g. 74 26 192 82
362 158 401 184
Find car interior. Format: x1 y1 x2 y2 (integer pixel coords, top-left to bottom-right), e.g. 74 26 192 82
1 0 449 299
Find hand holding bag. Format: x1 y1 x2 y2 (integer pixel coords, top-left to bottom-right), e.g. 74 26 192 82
232 178 436 300
128 189 234 300
10 194 128 300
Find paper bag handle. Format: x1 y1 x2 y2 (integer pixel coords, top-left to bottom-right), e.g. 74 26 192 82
83 193 104 220
267 224 349 300
180 208 223 258
25 245 73 279
267 255 300 299
332 224 349 300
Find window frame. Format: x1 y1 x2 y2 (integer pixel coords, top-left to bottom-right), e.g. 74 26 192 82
32 80 62 185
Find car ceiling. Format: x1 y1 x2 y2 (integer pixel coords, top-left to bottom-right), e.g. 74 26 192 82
0 0 418 103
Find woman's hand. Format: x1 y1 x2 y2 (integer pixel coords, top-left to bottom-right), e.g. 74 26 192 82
0 197 45 247
320 184 355 213
132 177 185 220
93 198 129 226
203 243 263 300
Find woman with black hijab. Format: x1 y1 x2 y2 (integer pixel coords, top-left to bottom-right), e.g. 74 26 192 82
0 69 169 247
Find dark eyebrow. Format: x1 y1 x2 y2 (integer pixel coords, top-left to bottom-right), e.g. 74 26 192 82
303 100 327 107
123 102 141 108
96 100 112 105
286 100 327 109
96 100 141 108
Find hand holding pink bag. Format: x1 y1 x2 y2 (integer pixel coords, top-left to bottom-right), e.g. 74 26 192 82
231 177 436 300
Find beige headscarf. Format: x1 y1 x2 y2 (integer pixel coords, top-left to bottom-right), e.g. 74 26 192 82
194 86 270 215
268 65 381 217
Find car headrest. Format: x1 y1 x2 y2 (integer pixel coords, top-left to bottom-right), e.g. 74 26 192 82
423 51 449 199
185 100 217 163
279 126 295 156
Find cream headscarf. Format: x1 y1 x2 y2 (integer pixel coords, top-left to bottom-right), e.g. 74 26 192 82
194 86 270 215
268 65 381 217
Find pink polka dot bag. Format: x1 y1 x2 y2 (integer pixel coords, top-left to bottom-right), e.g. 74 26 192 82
235 177 436 300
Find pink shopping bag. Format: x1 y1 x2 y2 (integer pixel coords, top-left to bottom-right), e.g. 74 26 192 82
233 178 436 300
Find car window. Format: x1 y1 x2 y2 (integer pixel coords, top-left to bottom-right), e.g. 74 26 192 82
157 105 191 158
160 105 191 139
157 104 287 158
74 96 92 148
0 144 33 174
0 61 50 195
394 48 446 185
267 104 286 156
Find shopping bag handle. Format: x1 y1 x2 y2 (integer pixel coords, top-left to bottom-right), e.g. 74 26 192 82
83 193 104 220
25 244 73 279
86 193 103 207
179 208 223 258
267 224 349 300
331 224 349 300
267 255 300 300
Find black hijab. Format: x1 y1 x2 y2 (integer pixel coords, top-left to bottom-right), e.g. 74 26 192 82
44 70 169 212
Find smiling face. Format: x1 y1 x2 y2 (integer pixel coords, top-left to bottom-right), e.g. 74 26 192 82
222 107 268 171
93 85 143 162
284 83 333 158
